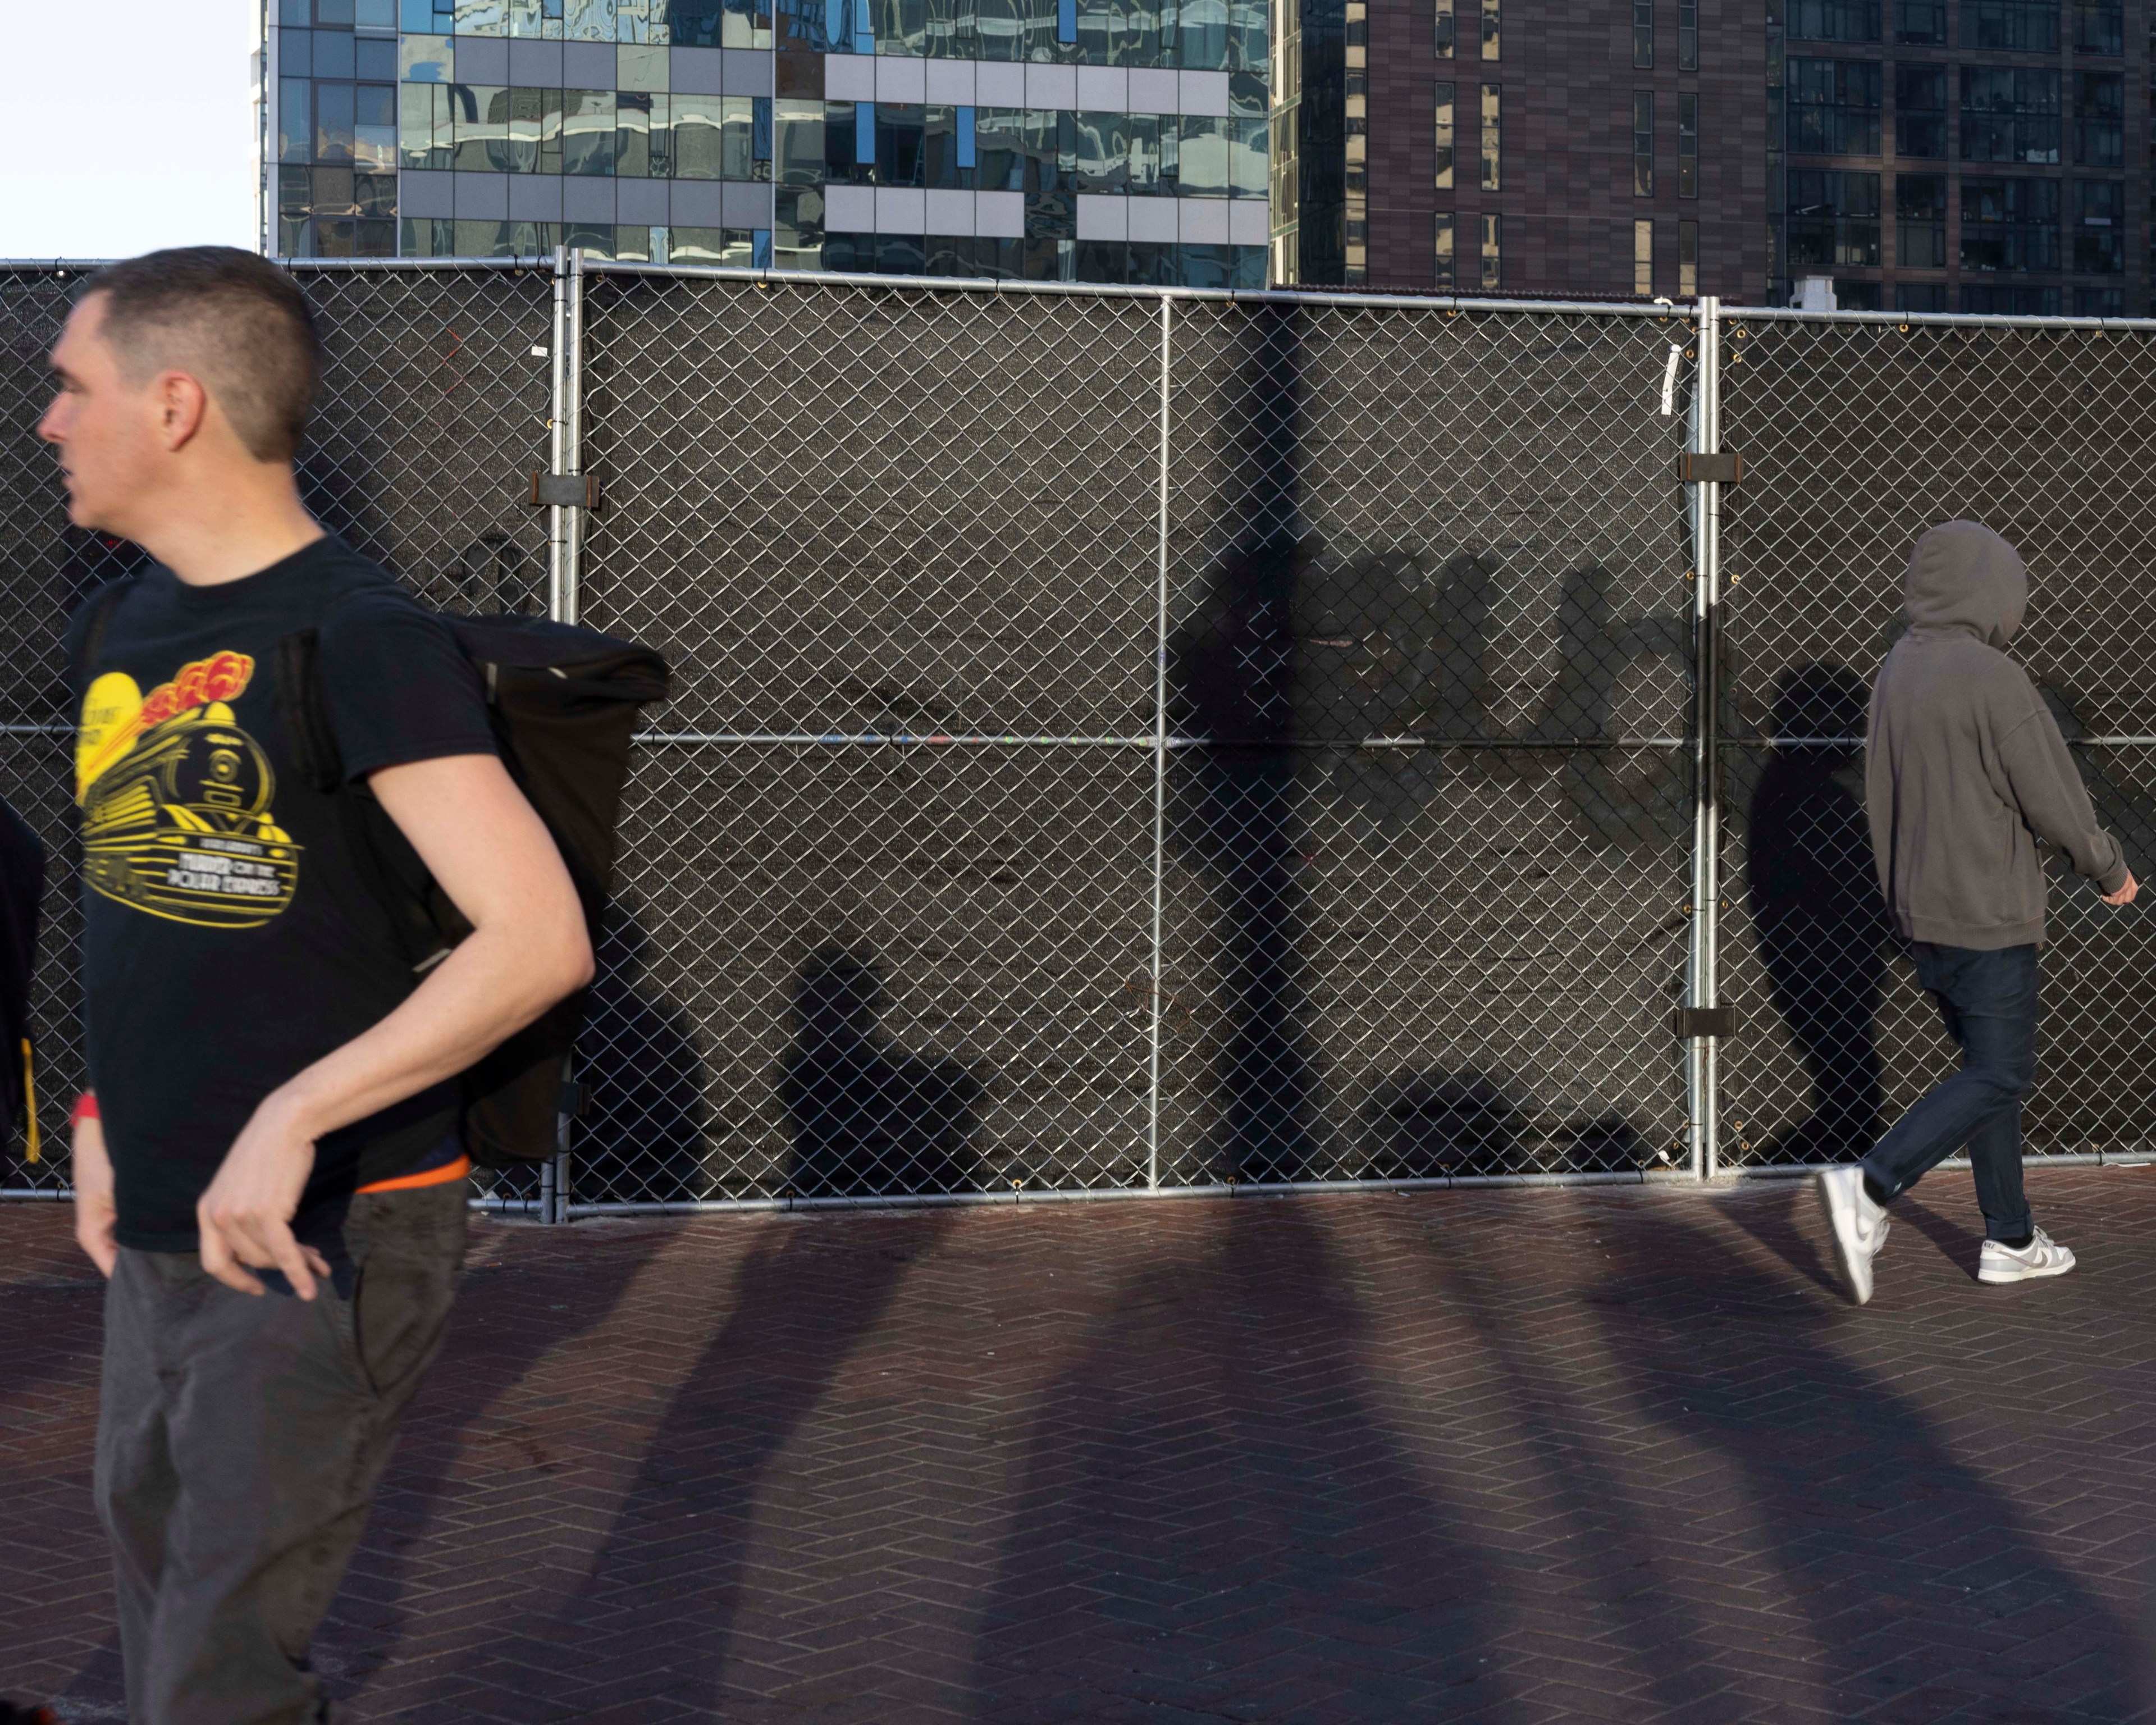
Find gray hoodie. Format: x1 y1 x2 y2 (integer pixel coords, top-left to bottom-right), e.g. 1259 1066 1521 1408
1865 521 2127 950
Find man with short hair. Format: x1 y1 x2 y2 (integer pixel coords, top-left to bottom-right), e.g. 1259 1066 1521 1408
1817 520 2136 1306
40 246 593 1722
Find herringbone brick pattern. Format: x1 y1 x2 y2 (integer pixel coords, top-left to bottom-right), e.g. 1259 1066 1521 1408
6 1170 2155 1722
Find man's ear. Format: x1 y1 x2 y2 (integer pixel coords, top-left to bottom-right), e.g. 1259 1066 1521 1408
153 370 212 453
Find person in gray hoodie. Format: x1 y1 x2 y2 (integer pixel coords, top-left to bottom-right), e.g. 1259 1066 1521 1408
1817 521 2137 1305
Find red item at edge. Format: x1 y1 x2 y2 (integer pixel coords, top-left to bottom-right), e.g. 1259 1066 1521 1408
70 1092 99 1127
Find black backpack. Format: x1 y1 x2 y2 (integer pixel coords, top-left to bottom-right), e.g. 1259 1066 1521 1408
76 581 670 1166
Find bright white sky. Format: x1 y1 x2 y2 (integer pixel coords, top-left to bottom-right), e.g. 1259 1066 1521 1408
3 0 259 259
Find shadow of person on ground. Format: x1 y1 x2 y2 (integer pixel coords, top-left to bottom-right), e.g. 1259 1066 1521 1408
1712 1178 1844 1295
965 1198 1527 1722
532 1207 955 1714
577 914 710 1203
778 946 983 1197
1596 1205 2152 1719
1748 664 1893 1162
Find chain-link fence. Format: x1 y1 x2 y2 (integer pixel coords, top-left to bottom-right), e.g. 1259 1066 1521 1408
3 257 2150 1212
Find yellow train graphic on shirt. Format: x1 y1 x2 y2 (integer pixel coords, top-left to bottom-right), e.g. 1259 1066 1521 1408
76 654 301 929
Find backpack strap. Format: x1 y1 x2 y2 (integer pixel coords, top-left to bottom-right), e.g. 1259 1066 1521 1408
273 627 457 976
71 577 139 690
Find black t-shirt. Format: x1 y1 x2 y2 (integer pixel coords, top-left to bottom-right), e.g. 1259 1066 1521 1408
67 534 497 1251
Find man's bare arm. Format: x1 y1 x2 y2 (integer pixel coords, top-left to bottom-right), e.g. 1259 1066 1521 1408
195 754 593 1298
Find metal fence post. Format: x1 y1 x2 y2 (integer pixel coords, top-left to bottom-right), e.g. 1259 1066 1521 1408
1149 293 1173 1193
542 244 586 1223
1684 296 1725 1181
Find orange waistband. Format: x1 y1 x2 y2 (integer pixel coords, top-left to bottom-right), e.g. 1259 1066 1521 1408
356 1154 472 1195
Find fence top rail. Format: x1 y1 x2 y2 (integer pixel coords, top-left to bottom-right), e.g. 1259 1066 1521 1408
0 256 556 277
576 259 1702 320
1721 303 2156 335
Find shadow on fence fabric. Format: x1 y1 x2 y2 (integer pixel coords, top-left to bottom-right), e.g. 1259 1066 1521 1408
779 946 984 1198
1747 664 1893 1163
578 915 709 1203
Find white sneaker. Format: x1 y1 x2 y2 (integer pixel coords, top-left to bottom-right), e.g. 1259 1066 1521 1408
1978 1227 2076 1285
1816 1165 1890 1306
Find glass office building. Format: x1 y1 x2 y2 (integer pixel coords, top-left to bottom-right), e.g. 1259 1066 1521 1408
261 0 1269 286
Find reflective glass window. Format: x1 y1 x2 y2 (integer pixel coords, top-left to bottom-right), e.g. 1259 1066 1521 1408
1180 0 1230 69
1633 217 1653 295
280 163 313 218
282 29 313 75
1434 0 1452 55
280 79 312 161
1633 90 1652 195
1434 81 1454 188
2073 178 2123 271
1434 210 1454 285
319 0 356 22
1678 90 1697 195
1787 166 1882 266
355 83 398 168
281 0 309 24
314 30 356 76
1787 0 1881 38
400 34 452 78
1678 217 1698 295
772 99 820 184
1678 0 1697 67
1958 175 2058 270
1075 111 1129 191
1177 116 1230 195
1895 170 1948 264
2072 0 2121 51
1480 81 1499 189
357 0 397 21
1125 112 1165 192
1894 0 1946 36
355 171 397 216
617 89 655 175
355 36 396 78
1479 211 1499 286
1480 0 1498 58
971 108 1026 191
562 88 616 173
1633 0 1652 68
568 0 618 38
1895 63 1947 156
876 103 926 185
1787 57 1882 155
452 84 510 170
1960 66 2061 164
673 92 724 176
1961 0 2059 49
316 80 357 160
2072 72 2123 167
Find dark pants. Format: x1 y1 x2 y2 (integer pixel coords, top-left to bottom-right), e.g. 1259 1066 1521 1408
95 1181 465 1725
1862 941 2038 1242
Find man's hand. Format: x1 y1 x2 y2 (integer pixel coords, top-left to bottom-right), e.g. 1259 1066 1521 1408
72 1114 119 1278
2103 870 2139 908
195 1093 331 1299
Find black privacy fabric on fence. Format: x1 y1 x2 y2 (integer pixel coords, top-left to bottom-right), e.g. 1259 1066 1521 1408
4 260 2148 1207
1715 314 2156 1169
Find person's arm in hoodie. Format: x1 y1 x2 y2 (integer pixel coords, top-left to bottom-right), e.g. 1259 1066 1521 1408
1996 683 2139 905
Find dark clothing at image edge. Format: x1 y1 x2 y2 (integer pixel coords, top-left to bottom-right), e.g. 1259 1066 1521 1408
1866 520 2127 949
66 534 497 1252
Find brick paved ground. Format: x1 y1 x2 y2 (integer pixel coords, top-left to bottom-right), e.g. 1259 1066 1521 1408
6 1167 2156 1723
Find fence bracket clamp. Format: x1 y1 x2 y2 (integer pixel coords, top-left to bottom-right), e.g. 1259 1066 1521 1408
1678 451 1744 484
528 470 602 510
1675 1006 1738 1041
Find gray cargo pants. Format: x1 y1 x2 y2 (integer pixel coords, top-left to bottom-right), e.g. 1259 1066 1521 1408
95 1181 465 1725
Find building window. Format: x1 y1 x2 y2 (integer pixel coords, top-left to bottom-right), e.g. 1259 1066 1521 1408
1788 167 1882 265
1788 58 1883 155
1895 64 1948 157
1678 217 1698 295
1898 281 1949 309
2074 285 2123 314
1481 211 1501 286
1834 279 1884 308
1634 0 1653 69
1961 0 2060 51
1788 0 1881 40
2072 72 2123 167
1678 0 1698 69
1436 0 1454 56
1894 0 1948 38
1634 217 1655 294
1435 82 1455 188
1482 0 1500 60
1960 176 2061 270
2073 179 2124 271
1961 67 2061 163
1678 92 1698 196
1962 284 2061 313
1633 91 1654 195
1481 83 1501 189
1436 211 1456 285
1896 172 1948 265
2071 0 2122 51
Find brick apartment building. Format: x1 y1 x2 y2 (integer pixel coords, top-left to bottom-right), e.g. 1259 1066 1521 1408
1272 0 2150 313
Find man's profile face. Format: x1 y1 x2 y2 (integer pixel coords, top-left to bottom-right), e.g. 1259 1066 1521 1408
38 294 161 537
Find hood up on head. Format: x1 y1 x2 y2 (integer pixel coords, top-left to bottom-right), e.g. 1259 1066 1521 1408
1903 520 2027 649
